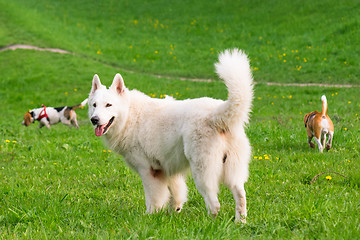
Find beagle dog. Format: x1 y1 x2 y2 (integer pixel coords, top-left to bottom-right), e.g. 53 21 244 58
303 95 334 152
22 98 88 129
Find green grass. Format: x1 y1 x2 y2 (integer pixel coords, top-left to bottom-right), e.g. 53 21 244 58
1 0 359 83
1 0 360 239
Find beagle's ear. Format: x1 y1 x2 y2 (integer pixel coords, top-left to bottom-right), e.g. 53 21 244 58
90 74 104 95
110 73 126 95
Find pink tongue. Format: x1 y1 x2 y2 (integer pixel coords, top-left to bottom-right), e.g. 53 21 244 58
95 125 105 136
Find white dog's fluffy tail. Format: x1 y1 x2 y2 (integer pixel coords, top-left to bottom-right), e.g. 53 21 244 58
212 49 254 129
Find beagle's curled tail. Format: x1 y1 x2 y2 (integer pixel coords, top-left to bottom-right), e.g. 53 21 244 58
71 98 88 110
321 95 328 117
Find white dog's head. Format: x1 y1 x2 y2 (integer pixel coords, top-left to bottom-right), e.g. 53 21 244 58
88 73 130 137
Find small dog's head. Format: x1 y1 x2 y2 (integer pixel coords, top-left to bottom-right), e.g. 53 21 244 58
88 73 130 137
22 111 34 126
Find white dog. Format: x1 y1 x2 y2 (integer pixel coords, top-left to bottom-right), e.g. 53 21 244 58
88 49 253 223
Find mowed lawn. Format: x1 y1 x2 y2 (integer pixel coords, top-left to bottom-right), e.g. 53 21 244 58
0 0 359 239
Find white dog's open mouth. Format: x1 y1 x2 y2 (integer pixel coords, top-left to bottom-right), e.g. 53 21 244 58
95 117 115 136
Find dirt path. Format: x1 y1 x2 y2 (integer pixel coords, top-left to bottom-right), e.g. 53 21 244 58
1 44 359 88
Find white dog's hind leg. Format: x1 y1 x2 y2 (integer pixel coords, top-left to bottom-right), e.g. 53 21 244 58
229 185 247 223
168 174 188 212
189 156 222 217
139 168 170 213
223 149 249 223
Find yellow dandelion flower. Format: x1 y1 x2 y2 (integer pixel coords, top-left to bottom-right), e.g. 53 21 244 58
276 157 279 160
258 156 263 160
155 50 158 54
133 59 136 62
65 92 68 96
264 156 270 160
326 176 332 180
253 156 258 159
53 163 57 165
253 67 259 71
5 140 10 143
12 141 17 144
74 89 77 92
103 150 107 153
289 95 292 99
96 50 102 55
283 60 286 63
129 45 133 49
348 101 351 104
344 128 347 131
108 150 111 153
258 97 262 100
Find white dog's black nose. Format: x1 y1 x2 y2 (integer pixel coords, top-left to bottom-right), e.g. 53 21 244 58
91 116 100 125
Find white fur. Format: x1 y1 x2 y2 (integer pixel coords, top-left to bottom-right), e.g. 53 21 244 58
88 49 253 223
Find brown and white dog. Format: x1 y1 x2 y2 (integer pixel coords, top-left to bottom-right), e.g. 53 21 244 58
22 99 88 129
303 95 334 152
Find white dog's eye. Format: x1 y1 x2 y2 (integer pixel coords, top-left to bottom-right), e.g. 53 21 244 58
93 103 96 108
106 103 112 107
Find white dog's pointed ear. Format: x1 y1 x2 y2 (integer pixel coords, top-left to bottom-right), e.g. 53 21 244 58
110 73 126 94
90 74 102 95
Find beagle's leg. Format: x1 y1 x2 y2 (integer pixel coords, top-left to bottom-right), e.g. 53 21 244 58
70 111 79 128
321 133 327 149
326 131 334 150
313 128 323 152
313 137 323 153
39 119 51 129
307 136 316 148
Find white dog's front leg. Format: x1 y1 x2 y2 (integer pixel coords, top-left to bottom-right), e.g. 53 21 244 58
168 174 188 212
139 167 170 213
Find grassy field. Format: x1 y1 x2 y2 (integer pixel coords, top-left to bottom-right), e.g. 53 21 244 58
1 0 359 239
